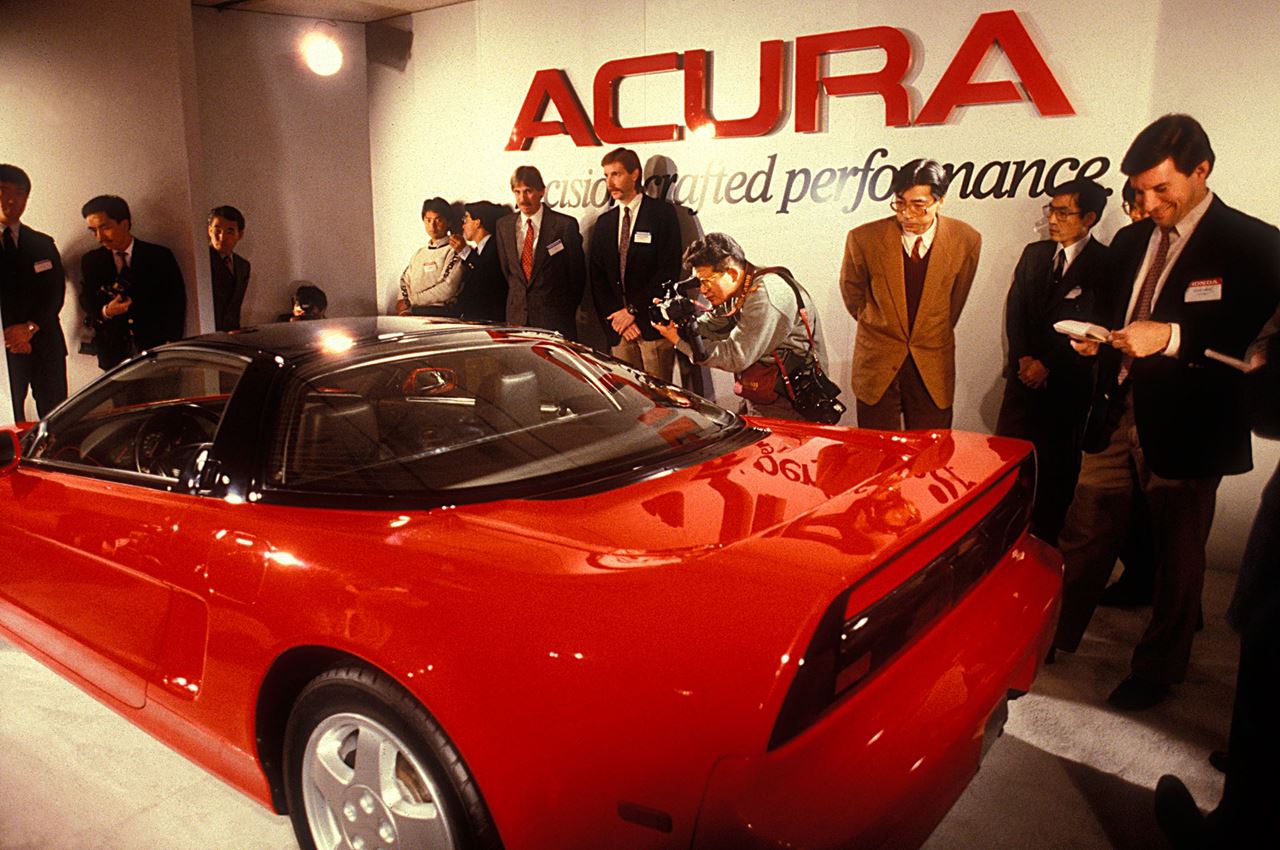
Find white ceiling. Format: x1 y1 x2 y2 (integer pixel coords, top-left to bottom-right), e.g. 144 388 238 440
190 0 462 24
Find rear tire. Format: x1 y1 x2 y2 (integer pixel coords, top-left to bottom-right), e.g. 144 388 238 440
283 665 500 850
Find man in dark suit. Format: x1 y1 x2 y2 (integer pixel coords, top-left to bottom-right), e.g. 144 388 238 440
79 195 187 371
1051 115 1280 710
0 164 68 420
208 205 250 331
451 201 507 323
495 165 585 340
996 178 1110 544
588 147 682 381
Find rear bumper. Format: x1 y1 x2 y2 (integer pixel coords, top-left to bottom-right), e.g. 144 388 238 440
692 533 1061 850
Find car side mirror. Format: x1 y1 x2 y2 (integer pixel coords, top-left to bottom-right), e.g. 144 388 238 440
0 428 20 474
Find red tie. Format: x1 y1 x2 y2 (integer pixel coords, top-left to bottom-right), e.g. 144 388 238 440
911 236 924 260
618 205 632 285
521 219 535 281
1118 226 1174 383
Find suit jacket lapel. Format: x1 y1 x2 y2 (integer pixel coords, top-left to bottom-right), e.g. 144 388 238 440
1051 243 1081 305
530 211 554 283
879 218 910 337
1152 196 1222 317
918 216 952 332
601 205 621 280
1112 220 1154 327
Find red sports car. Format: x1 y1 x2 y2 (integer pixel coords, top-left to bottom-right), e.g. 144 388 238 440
0 318 1060 850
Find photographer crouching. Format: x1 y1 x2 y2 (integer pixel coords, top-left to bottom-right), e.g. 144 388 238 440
653 233 844 423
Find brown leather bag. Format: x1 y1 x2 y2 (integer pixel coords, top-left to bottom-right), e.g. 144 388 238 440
737 355 784 405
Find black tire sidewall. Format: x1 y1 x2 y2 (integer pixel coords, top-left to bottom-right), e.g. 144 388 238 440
282 667 479 850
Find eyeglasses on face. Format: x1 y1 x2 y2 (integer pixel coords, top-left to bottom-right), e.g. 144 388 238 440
890 197 938 215
1043 204 1082 220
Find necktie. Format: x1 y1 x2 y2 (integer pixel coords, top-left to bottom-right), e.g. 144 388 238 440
1052 249 1065 286
2 228 13 253
115 250 129 275
225 255 235 275
911 236 924 260
618 205 632 285
521 219 535 281
1118 226 1174 383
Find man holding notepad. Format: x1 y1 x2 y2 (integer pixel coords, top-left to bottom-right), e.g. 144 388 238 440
1050 115 1280 711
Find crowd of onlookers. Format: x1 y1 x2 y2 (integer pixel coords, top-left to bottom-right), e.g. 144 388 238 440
2 112 1278 848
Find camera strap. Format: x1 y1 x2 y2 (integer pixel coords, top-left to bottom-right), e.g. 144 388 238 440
751 266 825 402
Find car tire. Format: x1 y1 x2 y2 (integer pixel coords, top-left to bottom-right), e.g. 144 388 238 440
283 665 501 850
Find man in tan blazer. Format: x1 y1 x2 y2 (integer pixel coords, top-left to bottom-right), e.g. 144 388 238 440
839 158 981 429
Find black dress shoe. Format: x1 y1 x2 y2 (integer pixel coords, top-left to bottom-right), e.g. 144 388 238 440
1209 750 1229 773
1108 675 1170 710
1154 774 1208 849
1099 579 1153 607
1044 647 1057 665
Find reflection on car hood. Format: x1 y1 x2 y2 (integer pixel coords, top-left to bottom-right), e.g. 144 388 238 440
450 423 1030 579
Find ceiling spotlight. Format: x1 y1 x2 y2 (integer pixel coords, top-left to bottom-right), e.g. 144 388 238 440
300 28 343 76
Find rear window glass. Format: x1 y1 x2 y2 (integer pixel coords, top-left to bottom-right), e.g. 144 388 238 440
266 337 736 494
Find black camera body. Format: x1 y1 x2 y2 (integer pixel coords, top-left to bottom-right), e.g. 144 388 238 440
99 277 131 301
786 362 846 425
648 275 708 362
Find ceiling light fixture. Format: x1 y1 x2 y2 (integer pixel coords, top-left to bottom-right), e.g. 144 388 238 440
300 24 343 76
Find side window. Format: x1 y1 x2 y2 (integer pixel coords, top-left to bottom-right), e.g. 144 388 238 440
27 352 248 481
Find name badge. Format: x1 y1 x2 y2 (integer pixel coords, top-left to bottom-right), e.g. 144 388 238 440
547 238 564 256
1185 278 1222 302
1064 286 1082 300
634 231 652 244
33 259 53 273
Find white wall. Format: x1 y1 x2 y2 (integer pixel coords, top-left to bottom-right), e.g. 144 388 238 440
0 0 206 416
193 7 376 324
367 0 1280 566
0 1 377 426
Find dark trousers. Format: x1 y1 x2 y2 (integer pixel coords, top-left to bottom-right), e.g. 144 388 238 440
1053 395 1219 683
1215 465 1280 845
995 378 1085 545
856 355 952 430
6 351 68 420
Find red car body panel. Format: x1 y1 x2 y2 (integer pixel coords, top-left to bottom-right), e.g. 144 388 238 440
0 326 1061 850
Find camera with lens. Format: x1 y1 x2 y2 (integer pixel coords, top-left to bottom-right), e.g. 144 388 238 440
785 360 846 425
648 274 709 362
99 277 131 301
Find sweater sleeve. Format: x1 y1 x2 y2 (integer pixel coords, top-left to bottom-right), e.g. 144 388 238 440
682 279 797 373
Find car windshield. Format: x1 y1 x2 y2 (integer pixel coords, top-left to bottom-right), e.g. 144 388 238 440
266 336 740 495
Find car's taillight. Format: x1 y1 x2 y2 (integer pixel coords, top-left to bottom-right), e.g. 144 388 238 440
768 455 1035 750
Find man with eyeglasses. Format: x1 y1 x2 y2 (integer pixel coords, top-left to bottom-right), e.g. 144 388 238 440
839 158 981 429
995 178 1109 545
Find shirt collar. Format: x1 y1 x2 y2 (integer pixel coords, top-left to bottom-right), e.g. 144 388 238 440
476 233 491 252
1056 232 1091 268
1168 189 1214 240
900 215 939 255
618 193 643 219
522 205 545 231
